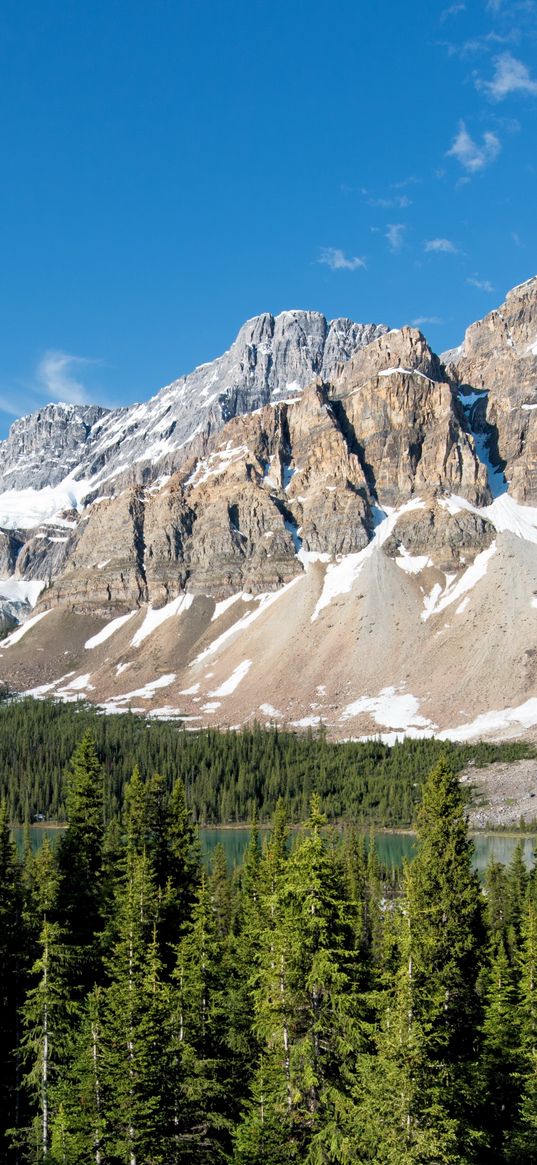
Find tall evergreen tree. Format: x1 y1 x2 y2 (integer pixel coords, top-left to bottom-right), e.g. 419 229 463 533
355 758 487 1164
172 872 232 1163
480 939 523 1163
0 800 23 1160
506 891 537 1164
101 850 173 1165
56 733 106 994
18 841 76 1164
235 796 366 1164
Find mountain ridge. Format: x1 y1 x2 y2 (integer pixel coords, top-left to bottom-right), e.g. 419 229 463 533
0 281 537 744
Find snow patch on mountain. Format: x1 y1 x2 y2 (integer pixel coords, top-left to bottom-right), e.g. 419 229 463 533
395 547 432 574
1 609 52 647
442 493 537 544
85 611 137 649
208 659 252 697
0 579 46 605
311 499 425 621
192 578 302 665
0 477 91 529
421 542 496 621
340 687 435 731
131 593 194 648
437 699 537 742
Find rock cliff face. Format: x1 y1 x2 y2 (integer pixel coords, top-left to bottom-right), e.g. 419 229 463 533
1 280 537 743
444 275 537 503
0 404 108 492
43 324 490 611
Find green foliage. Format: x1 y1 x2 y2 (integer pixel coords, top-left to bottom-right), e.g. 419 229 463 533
2 730 537 1163
0 695 534 827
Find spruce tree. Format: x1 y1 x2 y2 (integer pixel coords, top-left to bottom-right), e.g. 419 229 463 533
18 841 77 1163
101 850 173 1165
0 800 23 1159
480 939 523 1163
172 872 232 1162
355 757 487 1164
235 796 366 1164
506 891 537 1163
56 733 106 994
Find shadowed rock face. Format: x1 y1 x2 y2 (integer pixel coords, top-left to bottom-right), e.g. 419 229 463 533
444 276 537 504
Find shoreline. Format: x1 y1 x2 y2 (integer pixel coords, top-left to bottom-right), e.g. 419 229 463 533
10 820 537 839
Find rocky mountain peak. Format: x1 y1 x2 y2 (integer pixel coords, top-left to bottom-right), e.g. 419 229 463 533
0 403 109 491
0 309 389 528
1 279 537 743
443 275 537 503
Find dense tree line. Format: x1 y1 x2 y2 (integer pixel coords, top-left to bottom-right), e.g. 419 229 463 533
1 733 537 1162
0 694 534 827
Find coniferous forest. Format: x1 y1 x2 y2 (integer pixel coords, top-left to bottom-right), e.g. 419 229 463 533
0 693 534 827
1 731 537 1162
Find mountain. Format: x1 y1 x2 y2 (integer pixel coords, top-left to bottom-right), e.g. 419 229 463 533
0 282 537 743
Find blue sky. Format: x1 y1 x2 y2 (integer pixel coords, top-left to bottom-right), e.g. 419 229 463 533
0 0 536 435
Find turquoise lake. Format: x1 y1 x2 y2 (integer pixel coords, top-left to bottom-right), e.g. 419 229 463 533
11 825 535 875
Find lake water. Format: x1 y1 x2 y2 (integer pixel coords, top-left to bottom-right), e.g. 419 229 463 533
10 825 536 875
199 827 537 875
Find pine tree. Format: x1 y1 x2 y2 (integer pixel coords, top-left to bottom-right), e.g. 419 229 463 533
172 872 232 1163
235 796 366 1164
18 841 77 1163
101 850 173 1165
0 800 23 1159
56 733 106 994
506 891 537 1163
355 758 487 1164
480 939 522 1163
209 844 232 939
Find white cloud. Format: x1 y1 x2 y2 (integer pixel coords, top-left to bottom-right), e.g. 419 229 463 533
385 223 406 252
318 247 366 271
37 351 97 405
424 237 458 253
440 2 466 19
467 276 495 292
442 31 519 60
367 193 412 208
0 395 23 419
479 53 537 101
446 121 501 171
411 316 443 326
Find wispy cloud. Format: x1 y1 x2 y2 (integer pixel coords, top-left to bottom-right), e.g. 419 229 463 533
318 247 366 271
37 351 98 405
411 316 443 326
365 191 412 208
392 176 421 189
441 30 518 59
478 53 537 100
467 276 495 292
440 2 466 20
424 237 458 253
385 223 406 252
0 394 24 419
446 121 501 171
